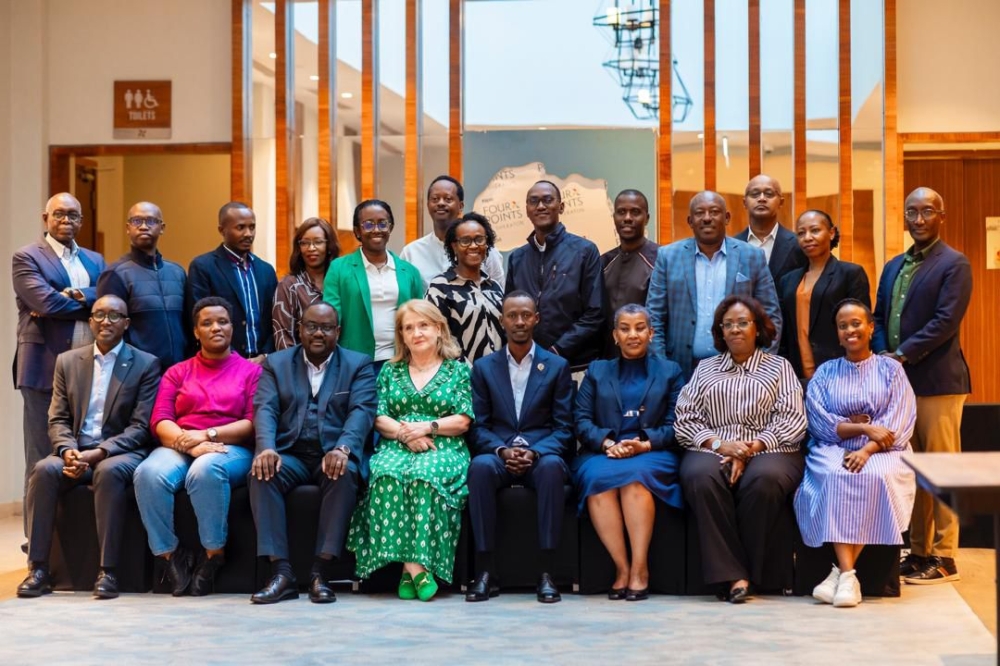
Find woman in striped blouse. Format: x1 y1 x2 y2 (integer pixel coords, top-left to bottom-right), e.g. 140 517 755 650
675 295 807 604
794 299 916 608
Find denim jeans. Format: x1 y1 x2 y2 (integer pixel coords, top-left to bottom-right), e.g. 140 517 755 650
133 445 253 556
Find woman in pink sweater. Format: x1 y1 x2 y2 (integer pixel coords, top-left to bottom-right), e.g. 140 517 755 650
133 296 262 596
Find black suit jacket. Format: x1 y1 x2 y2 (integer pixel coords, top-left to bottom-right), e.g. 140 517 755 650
187 245 279 357
467 346 575 460
735 224 808 287
777 257 871 378
252 345 377 463
48 343 161 458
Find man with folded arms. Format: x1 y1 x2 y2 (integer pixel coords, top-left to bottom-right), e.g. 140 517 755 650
18 295 161 599
249 303 377 604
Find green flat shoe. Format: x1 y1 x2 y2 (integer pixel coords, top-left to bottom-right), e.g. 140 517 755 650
414 571 438 602
398 572 417 600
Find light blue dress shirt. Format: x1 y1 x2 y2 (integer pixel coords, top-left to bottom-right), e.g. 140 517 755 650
78 340 124 448
692 240 728 361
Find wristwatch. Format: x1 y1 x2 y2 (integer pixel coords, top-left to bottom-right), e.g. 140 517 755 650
710 439 722 452
430 420 439 435
207 428 219 442
335 445 350 456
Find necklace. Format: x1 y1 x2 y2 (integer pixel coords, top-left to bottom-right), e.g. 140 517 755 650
411 359 441 373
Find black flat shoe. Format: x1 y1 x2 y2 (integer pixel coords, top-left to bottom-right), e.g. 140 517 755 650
190 553 225 597
625 587 649 601
93 570 119 599
608 587 627 600
465 571 500 602
309 574 336 604
165 548 193 597
536 572 561 604
17 567 52 598
728 586 750 604
251 573 299 604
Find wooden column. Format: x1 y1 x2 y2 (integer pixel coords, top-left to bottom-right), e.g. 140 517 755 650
231 0 252 204
657 0 672 243
748 0 761 178
793 0 806 218
275 0 296 271
405 0 422 244
837 0 853 260
883 0 902 260
703 0 716 191
449 0 463 179
361 0 380 200
318 0 348 255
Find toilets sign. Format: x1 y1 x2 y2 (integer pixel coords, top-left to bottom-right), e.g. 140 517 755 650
113 80 171 139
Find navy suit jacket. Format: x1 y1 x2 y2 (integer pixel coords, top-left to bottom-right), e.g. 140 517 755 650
253 345 377 465
646 237 781 379
13 236 106 391
187 245 279 357
735 224 808 286
468 346 575 460
575 355 685 452
872 240 972 396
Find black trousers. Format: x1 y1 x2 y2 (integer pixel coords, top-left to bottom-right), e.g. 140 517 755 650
21 388 53 535
467 453 569 554
680 450 804 588
26 451 145 568
248 449 359 561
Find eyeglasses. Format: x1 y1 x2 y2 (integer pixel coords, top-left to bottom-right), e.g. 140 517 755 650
297 239 328 249
904 208 944 222
51 210 82 222
527 195 558 207
455 235 488 248
359 220 391 232
302 323 337 335
746 189 779 200
91 311 126 323
127 216 162 228
720 319 753 331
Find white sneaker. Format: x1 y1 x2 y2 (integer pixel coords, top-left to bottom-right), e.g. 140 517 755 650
812 565 840 604
833 569 862 607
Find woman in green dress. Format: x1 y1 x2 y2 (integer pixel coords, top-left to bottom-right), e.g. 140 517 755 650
348 298 474 601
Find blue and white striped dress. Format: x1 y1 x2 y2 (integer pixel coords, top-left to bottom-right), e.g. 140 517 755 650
794 354 917 547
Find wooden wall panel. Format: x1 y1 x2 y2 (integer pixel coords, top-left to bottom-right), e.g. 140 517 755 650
231 0 252 204
748 0 761 179
318 0 349 256
703 0 716 191
793 0 806 219
837 0 852 261
657 0 672 243
449 0 463 179
404 0 422 244
852 189 876 304
883 0 901 260
274 0 295 273
361 0 379 200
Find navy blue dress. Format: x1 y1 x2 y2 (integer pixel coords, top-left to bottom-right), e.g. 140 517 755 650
572 356 683 513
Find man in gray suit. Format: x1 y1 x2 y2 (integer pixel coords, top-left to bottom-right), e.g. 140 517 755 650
646 191 781 379
18 295 161 600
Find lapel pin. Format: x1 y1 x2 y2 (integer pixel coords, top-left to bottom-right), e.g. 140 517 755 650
537 363 545 372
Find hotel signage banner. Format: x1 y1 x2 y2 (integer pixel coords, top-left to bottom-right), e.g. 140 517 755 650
113 80 172 139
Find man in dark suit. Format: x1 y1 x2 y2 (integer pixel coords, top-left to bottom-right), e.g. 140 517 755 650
187 202 278 363
646 191 781 379
18 295 160 599
13 192 107 535
734 174 807 286
873 187 972 585
466 291 575 603
248 303 377 604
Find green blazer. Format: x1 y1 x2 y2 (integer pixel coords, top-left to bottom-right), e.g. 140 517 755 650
323 249 425 357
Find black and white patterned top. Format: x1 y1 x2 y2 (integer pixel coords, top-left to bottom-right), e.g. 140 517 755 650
426 268 505 364
674 348 806 454
272 272 324 351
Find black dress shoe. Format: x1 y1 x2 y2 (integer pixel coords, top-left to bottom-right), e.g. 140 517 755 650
190 554 225 597
93 570 119 599
251 573 299 604
17 568 52 598
465 571 500 602
728 586 750 604
608 587 627 600
309 575 336 604
625 587 649 601
165 548 193 597
536 572 561 603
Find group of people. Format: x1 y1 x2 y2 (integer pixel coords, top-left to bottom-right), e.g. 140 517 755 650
11 171 971 612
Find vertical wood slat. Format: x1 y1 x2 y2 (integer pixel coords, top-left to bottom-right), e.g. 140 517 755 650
703 0 716 191
793 0 807 219
748 0 761 178
657 0 672 243
361 0 379 200
318 0 349 255
837 0 853 261
275 0 295 272
404 0 422 244
883 0 902 261
448 0 463 179
231 0 252 204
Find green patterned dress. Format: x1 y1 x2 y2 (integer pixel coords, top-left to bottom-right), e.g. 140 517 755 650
348 359 474 582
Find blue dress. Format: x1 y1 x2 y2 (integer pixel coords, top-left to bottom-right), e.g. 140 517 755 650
572 356 683 512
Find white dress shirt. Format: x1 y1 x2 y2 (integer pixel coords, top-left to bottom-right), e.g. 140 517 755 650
45 233 94 348
303 350 331 397
401 231 506 287
360 251 400 361
506 342 536 421
746 223 779 263
78 340 124 447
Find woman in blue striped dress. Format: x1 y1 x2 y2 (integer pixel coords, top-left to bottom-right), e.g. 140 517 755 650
794 298 916 608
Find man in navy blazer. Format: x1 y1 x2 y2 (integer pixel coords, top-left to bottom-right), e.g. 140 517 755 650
248 303 377 604
646 191 781 379
12 192 107 534
873 187 972 585
186 202 278 362
734 174 807 286
466 291 575 603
